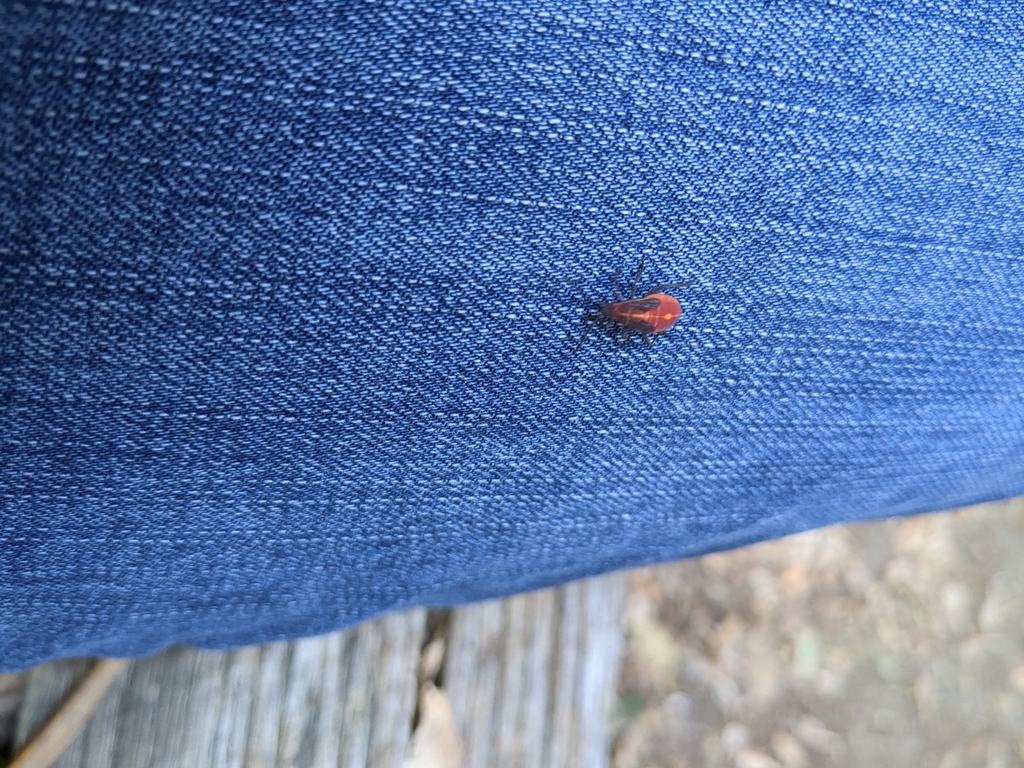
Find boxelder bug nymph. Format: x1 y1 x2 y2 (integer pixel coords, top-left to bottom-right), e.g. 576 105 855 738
565 258 692 351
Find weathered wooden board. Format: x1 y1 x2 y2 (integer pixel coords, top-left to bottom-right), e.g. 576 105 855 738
445 573 627 768
15 573 627 768
15 611 426 768
1 672 29 758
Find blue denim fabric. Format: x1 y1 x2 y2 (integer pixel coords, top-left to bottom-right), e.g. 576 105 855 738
3 0 1024 671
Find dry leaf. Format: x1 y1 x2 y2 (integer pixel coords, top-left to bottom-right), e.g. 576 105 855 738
404 683 463 768
418 637 446 685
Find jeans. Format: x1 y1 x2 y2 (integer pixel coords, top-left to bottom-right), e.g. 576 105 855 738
3 0 1024 671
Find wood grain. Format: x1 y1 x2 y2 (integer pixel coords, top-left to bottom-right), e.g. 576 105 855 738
10 660 128 768
15 611 425 768
14 574 627 768
444 573 627 768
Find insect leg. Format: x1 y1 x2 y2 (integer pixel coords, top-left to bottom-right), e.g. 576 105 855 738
572 314 602 351
643 333 654 347
621 326 630 344
628 257 645 299
648 280 694 293
573 324 592 352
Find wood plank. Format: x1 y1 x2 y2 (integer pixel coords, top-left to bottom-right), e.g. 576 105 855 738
15 574 628 768
1 672 29 759
444 572 627 768
15 610 426 768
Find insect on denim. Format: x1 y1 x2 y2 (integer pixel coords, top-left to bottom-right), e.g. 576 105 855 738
3 0 1024 670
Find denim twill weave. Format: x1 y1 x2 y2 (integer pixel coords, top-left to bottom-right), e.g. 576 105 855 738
2 0 1024 670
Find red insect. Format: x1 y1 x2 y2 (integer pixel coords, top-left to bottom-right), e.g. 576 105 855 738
566 257 692 350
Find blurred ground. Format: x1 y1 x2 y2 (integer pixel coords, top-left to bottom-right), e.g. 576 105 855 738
613 497 1024 768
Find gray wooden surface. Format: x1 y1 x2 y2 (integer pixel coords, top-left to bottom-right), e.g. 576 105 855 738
16 612 426 768
446 574 626 768
16 575 627 768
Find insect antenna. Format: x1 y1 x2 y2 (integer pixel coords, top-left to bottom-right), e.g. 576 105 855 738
611 268 626 302
561 277 599 306
647 280 694 293
628 257 646 299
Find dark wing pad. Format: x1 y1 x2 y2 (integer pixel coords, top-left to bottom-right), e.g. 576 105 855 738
628 298 660 311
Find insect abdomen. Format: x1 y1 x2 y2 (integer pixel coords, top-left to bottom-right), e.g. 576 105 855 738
603 294 682 334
